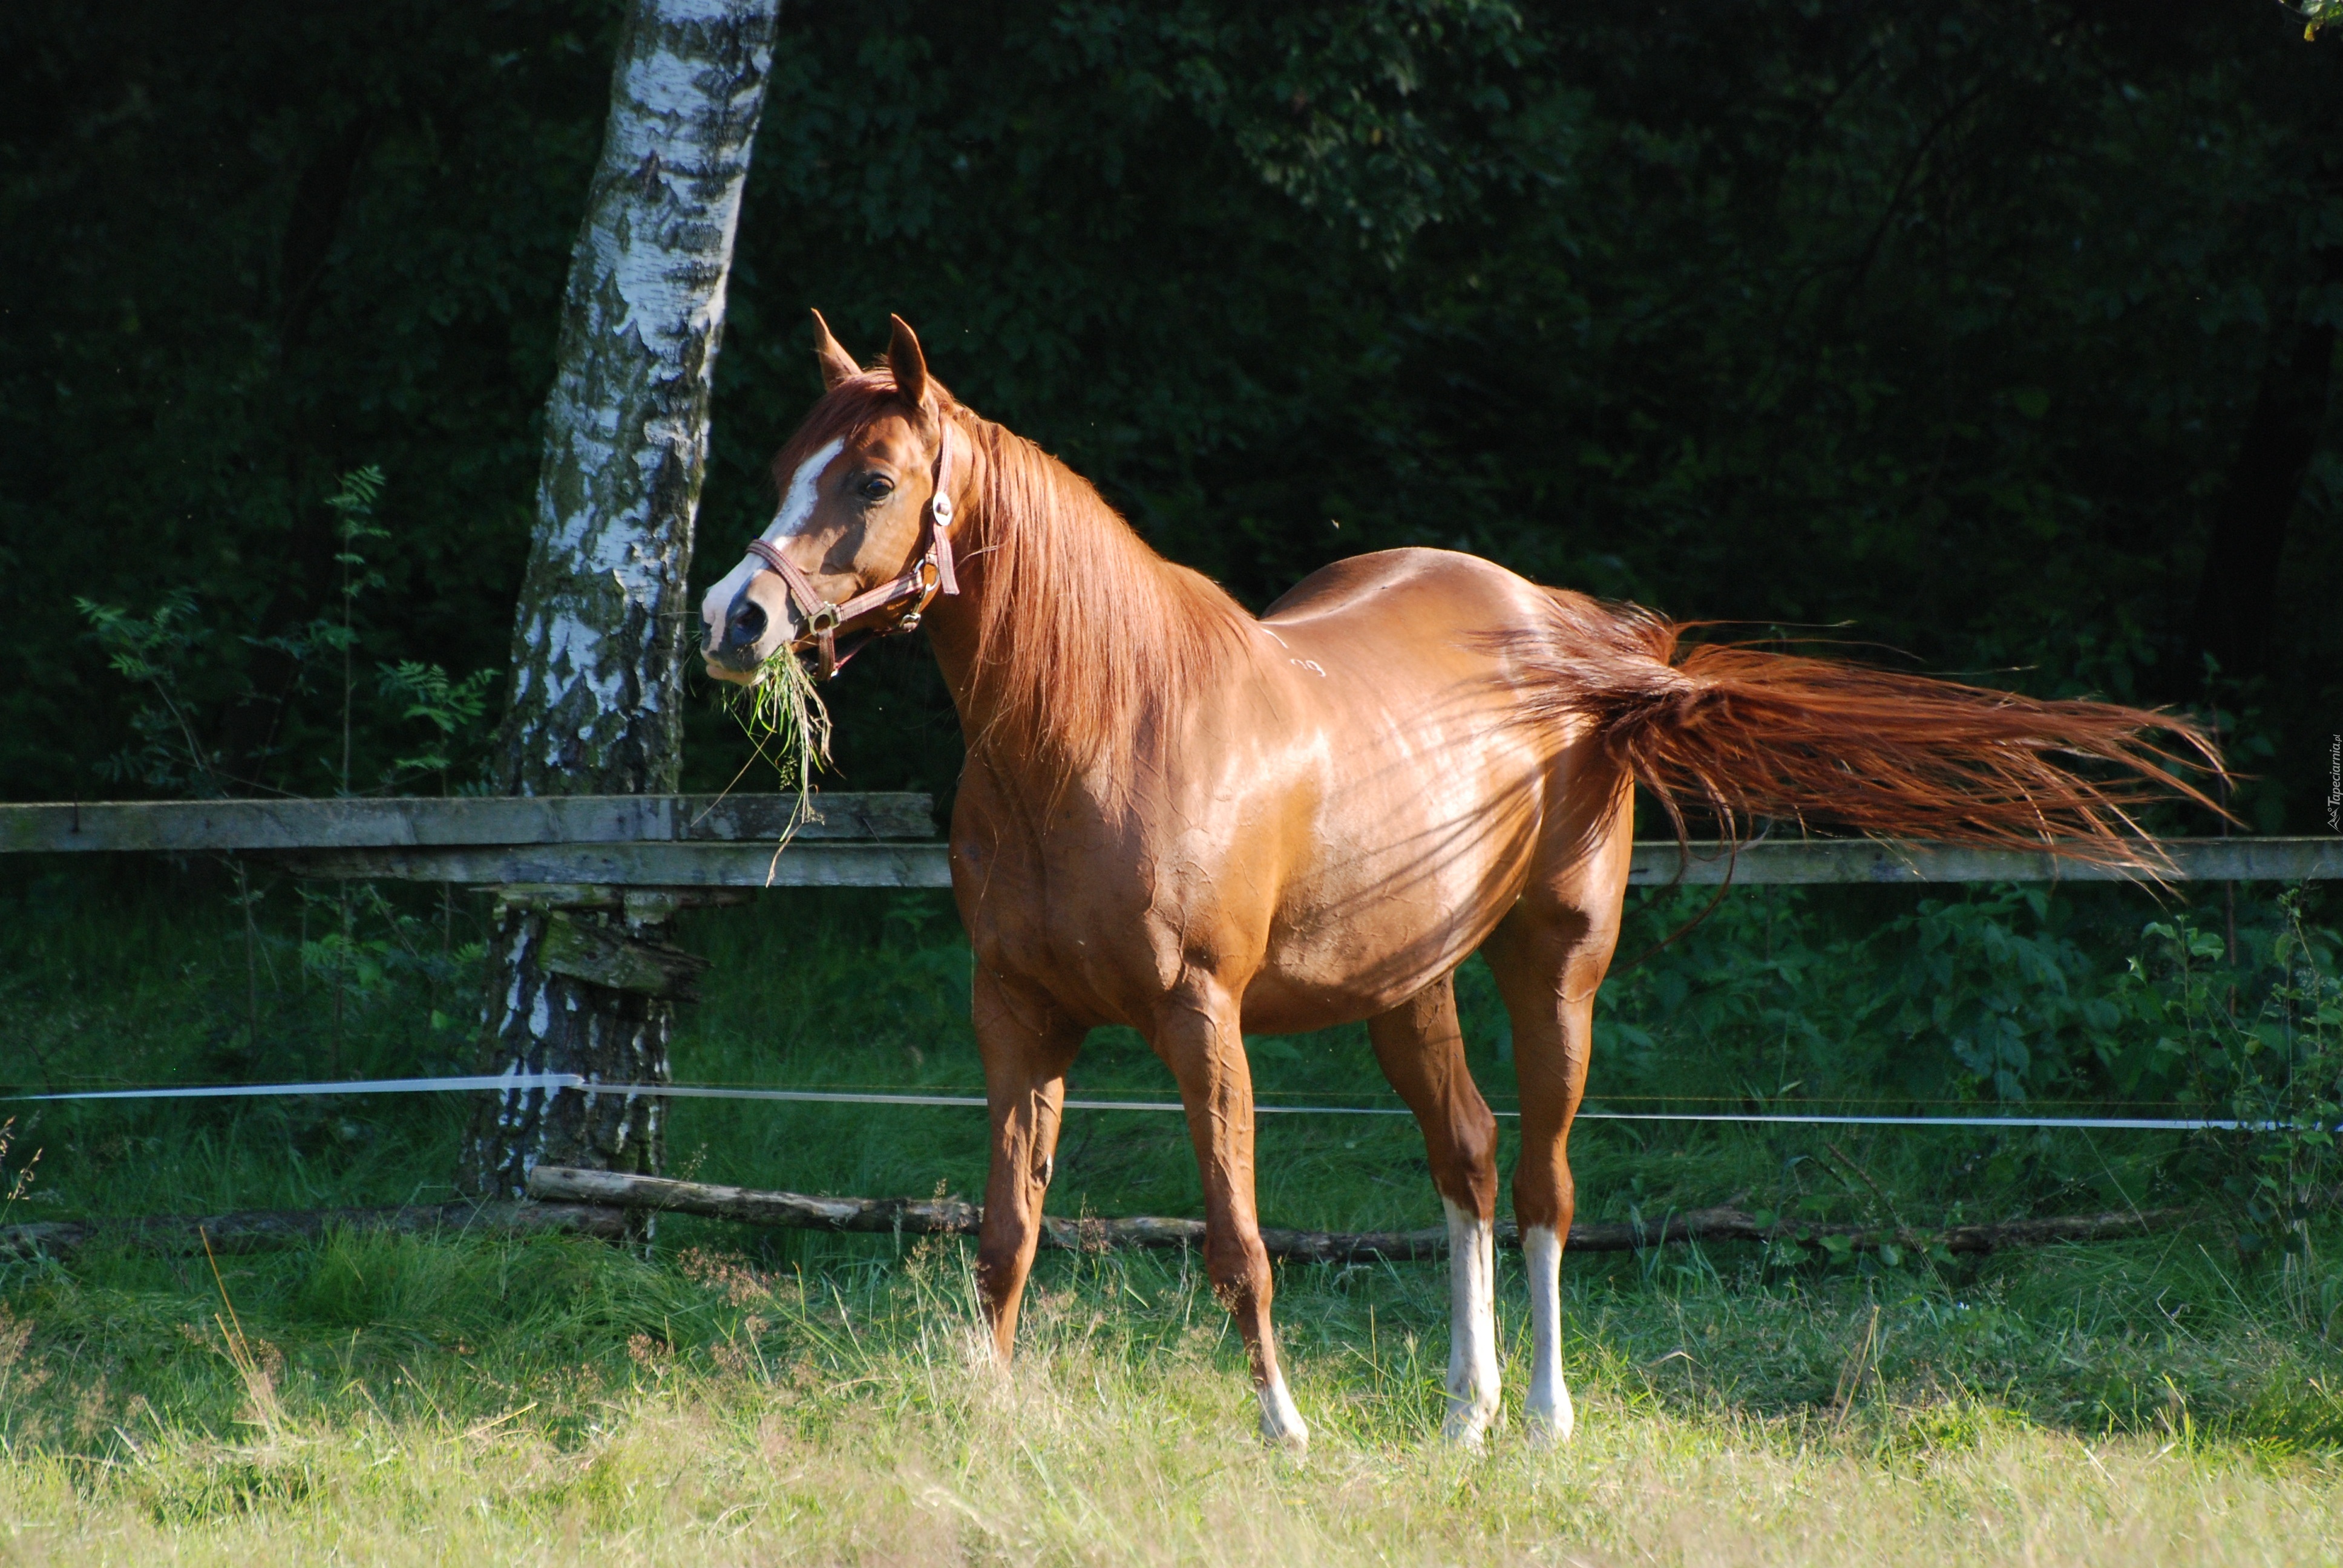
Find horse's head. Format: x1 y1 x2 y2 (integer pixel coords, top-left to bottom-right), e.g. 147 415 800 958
700 311 962 684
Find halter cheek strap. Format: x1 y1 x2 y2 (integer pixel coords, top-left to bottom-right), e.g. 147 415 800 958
743 421 962 681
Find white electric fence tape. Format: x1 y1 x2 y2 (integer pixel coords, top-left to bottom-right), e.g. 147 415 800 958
1 1073 2287 1132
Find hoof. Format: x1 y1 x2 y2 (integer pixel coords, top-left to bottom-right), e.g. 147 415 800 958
1259 1413 1311 1453
1441 1413 1494 1448
1257 1376 1310 1452
1525 1387 1576 1447
1441 1393 1500 1449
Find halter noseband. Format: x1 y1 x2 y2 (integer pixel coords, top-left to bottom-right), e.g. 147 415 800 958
742 419 962 681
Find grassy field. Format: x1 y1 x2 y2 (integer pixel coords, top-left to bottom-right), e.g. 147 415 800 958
3 863 2342 1563
8 1221 2343 1564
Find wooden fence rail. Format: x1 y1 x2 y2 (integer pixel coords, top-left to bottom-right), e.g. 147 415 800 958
0 795 2334 886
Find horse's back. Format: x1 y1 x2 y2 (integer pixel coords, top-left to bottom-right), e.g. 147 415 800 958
1259 547 1549 636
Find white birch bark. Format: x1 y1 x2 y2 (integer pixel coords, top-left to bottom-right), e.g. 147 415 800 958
465 0 779 1200
501 0 776 793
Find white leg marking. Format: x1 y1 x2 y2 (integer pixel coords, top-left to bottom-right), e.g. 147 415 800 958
1443 1198 1502 1446
1524 1224 1575 1444
1257 1369 1309 1451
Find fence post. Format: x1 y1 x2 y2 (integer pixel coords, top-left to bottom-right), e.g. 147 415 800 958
460 0 781 1205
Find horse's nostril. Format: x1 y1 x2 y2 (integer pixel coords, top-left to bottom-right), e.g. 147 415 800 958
727 601 767 648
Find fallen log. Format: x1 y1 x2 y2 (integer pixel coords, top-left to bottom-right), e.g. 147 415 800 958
525 1167 2197 1263
0 1200 628 1260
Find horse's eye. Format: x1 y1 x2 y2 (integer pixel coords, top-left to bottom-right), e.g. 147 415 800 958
858 474 894 502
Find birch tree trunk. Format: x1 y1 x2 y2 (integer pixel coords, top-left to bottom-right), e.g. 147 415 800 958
460 0 778 1201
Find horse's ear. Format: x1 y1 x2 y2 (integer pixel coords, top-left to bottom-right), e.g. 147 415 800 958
886 313 930 410
810 309 860 390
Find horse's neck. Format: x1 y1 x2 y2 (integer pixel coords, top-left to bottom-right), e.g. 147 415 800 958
918 581 989 724
919 424 1219 805
915 434 1016 747
917 421 1001 715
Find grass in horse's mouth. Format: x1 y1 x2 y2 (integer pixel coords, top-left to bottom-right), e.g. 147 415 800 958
721 645 832 848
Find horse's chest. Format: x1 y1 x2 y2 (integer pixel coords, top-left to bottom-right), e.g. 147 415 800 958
954 818 1267 1020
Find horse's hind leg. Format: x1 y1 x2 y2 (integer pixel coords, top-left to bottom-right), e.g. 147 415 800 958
1368 974 1502 1445
1480 832 1631 1444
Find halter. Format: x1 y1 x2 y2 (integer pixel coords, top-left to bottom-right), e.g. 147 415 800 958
742 419 962 681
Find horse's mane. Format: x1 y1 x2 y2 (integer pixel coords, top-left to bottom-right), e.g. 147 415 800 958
771 373 1252 809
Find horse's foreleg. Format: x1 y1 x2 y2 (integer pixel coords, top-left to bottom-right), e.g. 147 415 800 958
1153 976 1307 1450
972 967 1083 1366
1368 973 1502 1445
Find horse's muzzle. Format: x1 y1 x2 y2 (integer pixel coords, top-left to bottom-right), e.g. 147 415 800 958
702 583 787 682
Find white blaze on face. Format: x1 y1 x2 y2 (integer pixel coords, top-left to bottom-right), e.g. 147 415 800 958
700 437 848 648
1522 1223 1575 1443
770 436 848 540
1443 1197 1502 1446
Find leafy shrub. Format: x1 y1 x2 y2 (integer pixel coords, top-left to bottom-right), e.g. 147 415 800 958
1597 880 2339 1118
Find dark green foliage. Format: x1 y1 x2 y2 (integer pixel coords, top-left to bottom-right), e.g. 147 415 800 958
75 465 499 799
1 1 614 799
2148 889 2343 1266
1 2 2336 825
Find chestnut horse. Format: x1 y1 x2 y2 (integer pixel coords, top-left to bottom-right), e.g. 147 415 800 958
701 313 2214 1449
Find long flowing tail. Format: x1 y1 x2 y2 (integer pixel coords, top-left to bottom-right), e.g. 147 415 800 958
1509 593 2225 863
